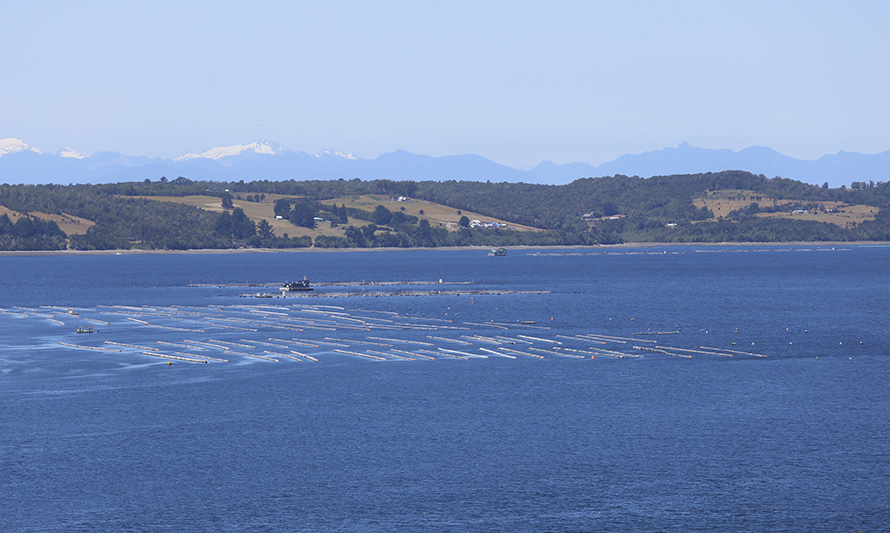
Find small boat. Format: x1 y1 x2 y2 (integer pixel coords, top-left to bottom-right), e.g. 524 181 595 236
76 326 95 334
281 277 313 292
488 248 507 256
65 308 79 316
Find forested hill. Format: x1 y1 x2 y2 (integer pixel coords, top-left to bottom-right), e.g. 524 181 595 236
2 171 890 251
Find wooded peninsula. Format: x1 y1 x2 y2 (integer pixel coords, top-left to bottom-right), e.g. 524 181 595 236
2 171 889 251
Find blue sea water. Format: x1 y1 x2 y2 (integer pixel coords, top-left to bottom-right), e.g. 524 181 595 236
1 246 889 531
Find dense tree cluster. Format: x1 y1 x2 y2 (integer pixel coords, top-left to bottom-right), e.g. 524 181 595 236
214 208 256 240
274 198 319 228
0 214 67 250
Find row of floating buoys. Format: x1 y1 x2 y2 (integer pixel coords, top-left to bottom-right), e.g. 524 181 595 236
142 351 208 364
59 342 121 352
263 351 304 362
158 341 205 350
334 349 387 361
366 350 416 361
517 334 560 344
290 350 318 362
175 352 228 362
530 347 583 358
20 302 794 366
633 345 692 358
427 335 472 345
438 347 487 359
227 350 278 362
479 347 516 359
418 349 466 360
702 346 768 358
390 348 434 360
656 345 734 357
105 341 158 352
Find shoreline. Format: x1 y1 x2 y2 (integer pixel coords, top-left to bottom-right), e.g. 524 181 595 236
1 241 887 257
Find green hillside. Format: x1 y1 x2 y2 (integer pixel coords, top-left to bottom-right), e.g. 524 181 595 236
2 172 890 251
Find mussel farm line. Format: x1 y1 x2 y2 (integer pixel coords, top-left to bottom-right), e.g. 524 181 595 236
1 302 799 368
189 280 476 288
239 289 550 298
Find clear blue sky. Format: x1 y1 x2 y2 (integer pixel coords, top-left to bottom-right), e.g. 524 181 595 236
3 0 888 167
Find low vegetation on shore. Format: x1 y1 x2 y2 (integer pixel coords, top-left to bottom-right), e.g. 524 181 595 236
2 171 889 251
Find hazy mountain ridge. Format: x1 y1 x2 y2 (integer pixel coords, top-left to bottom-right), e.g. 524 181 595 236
2 138 889 187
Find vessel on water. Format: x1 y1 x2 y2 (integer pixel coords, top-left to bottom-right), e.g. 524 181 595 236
281 277 313 292
488 248 507 256
76 326 94 333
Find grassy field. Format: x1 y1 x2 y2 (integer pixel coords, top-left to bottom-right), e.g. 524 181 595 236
127 193 541 239
0 205 95 235
320 194 541 231
755 204 878 228
693 190 877 228
693 190 796 219
127 195 331 238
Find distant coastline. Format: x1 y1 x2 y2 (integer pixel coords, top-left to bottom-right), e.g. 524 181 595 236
2 241 887 257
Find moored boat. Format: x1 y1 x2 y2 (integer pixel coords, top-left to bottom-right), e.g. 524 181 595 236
281 277 313 292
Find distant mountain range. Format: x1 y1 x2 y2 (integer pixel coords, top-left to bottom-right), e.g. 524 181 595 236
2 138 889 188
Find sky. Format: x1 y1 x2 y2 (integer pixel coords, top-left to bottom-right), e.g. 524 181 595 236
2 0 889 168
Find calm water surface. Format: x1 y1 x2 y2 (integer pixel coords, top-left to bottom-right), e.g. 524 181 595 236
1 246 888 531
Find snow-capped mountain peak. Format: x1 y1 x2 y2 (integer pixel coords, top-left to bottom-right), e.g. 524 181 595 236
58 147 87 159
0 138 43 157
175 140 280 161
316 149 357 160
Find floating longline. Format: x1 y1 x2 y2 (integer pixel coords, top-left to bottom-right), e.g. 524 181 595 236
389 348 435 360
175 352 228 362
438 347 487 359
142 351 208 364
289 350 318 362
263 351 304 362
368 336 434 346
517 335 561 344
365 350 415 361
59 342 121 352
479 347 517 359
105 341 159 351
228 350 278 362
701 346 768 358
325 337 393 347
333 349 386 361
426 335 472 345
